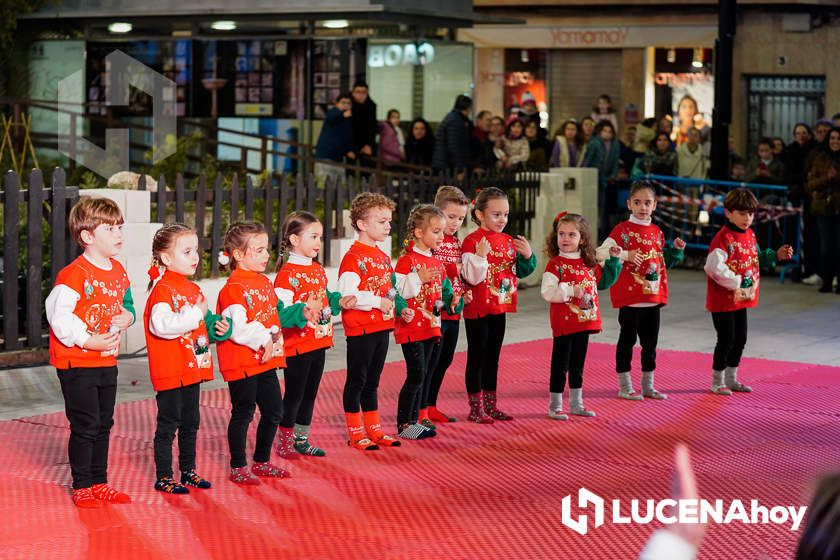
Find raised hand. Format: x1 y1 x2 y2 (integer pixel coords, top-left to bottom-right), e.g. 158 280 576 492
777 244 794 262
416 265 440 284
476 237 492 258
513 236 533 259
609 245 623 259
673 237 687 250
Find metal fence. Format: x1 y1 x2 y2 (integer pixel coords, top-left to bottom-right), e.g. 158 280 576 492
0 168 541 356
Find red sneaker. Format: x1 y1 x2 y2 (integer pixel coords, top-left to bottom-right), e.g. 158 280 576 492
72 487 103 508
91 483 131 504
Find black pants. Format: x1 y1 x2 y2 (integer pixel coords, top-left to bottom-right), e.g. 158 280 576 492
398 339 437 426
344 331 389 413
57 366 118 489
464 314 506 394
227 369 283 468
154 382 200 479
281 348 326 428
426 319 459 407
616 306 661 373
817 214 840 285
711 309 748 371
550 333 590 392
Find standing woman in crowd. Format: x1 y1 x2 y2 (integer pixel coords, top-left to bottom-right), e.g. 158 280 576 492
633 133 679 178
524 119 551 171
584 121 621 237
498 118 530 171
580 116 596 147
784 123 819 284
405 117 435 167
550 120 585 168
378 109 405 165
805 126 840 294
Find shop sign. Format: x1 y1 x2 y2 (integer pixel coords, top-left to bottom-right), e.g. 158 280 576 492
368 43 435 67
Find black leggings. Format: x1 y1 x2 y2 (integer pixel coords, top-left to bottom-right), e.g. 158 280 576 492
397 339 437 426
464 314 506 394
712 309 748 371
616 306 661 373
227 369 283 468
281 349 326 428
154 382 200 479
57 366 117 489
550 332 590 392
425 319 459 407
344 331 389 413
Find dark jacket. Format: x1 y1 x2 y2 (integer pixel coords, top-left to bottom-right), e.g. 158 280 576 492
784 140 817 203
315 107 353 162
405 133 435 167
431 110 473 172
805 149 840 215
744 157 785 184
351 97 378 154
526 137 551 171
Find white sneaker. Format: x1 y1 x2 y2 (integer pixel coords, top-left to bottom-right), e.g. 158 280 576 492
802 274 822 286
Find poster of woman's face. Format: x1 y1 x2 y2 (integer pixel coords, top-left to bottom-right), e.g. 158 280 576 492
669 72 713 144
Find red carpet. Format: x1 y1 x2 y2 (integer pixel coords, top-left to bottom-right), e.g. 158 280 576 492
1 340 839 560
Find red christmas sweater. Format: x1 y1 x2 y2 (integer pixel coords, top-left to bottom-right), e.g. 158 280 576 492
433 233 464 321
605 220 683 308
274 256 343 356
705 223 777 313
144 270 215 391
47 255 132 369
461 229 537 319
338 241 406 337
542 254 621 337
216 268 286 381
393 248 459 344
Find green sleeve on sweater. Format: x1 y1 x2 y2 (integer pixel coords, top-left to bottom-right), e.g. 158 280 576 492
516 252 538 278
204 310 233 342
441 277 464 314
121 289 136 322
327 289 343 315
758 247 778 269
597 256 622 290
391 273 408 314
277 299 308 329
663 246 685 269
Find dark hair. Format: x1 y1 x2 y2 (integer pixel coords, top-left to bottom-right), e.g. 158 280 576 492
593 94 615 114
651 132 672 152
795 473 840 560
544 213 597 267
552 119 582 148
793 122 813 138
490 116 505 128
757 137 773 150
222 221 268 271
349 192 396 232
629 180 656 198
641 117 657 128
335 92 351 104
352 80 369 90
386 108 400 121
279 211 320 265
593 120 616 138
434 185 470 208
471 187 508 226
148 223 194 290
832 112 840 121
506 118 524 137
476 110 492 121
723 188 759 212
403 204 445 255
454 94 473 112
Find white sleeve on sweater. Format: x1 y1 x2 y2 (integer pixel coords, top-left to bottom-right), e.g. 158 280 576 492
704 248 741 291
595 237 630 264
149 302 203 340
274 287 295 308
461 252 489 286
395 271 422 299
220 303 270 351
337 271 381 311
540 272 574 303
45 284 91 349
638 530 697 560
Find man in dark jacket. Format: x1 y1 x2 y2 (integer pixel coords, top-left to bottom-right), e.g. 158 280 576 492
432 94 473 176
314 93 354 182
349 80 378 166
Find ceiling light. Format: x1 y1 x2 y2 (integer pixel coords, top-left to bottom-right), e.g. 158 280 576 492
108 22 132 34
692 48 704 68
666 48 676 63
211 21 237 31
323 19 349 29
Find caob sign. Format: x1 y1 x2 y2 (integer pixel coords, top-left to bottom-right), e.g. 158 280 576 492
368 43 435 68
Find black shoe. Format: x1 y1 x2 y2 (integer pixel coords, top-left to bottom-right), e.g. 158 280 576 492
818 284 833 293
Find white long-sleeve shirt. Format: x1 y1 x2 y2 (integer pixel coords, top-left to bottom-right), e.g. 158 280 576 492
540 250 579 303
460 252 489 286
704 249 741 291
219 303 271 351
148 303 204 340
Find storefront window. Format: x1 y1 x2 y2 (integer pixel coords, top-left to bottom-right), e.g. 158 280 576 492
504 49 549 128
653 47 714 145
422 43 473 123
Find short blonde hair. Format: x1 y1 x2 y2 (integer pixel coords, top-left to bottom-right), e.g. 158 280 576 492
434 185 470 209
349 192 396 232
69 197 124 246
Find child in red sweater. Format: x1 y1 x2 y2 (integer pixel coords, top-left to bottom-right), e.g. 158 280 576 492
704 189 793 395
426 186 473 424
216 221 290 484
273 211 356 458
461 187 537 422
144 224 231 494
45 197 135 508
394 204 463 439
338 193 412 450
597 181 686 400
541 212 622 419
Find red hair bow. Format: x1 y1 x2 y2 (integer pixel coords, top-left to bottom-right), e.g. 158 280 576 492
147 264 161 280
471 188 483 206
555 211 568 222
